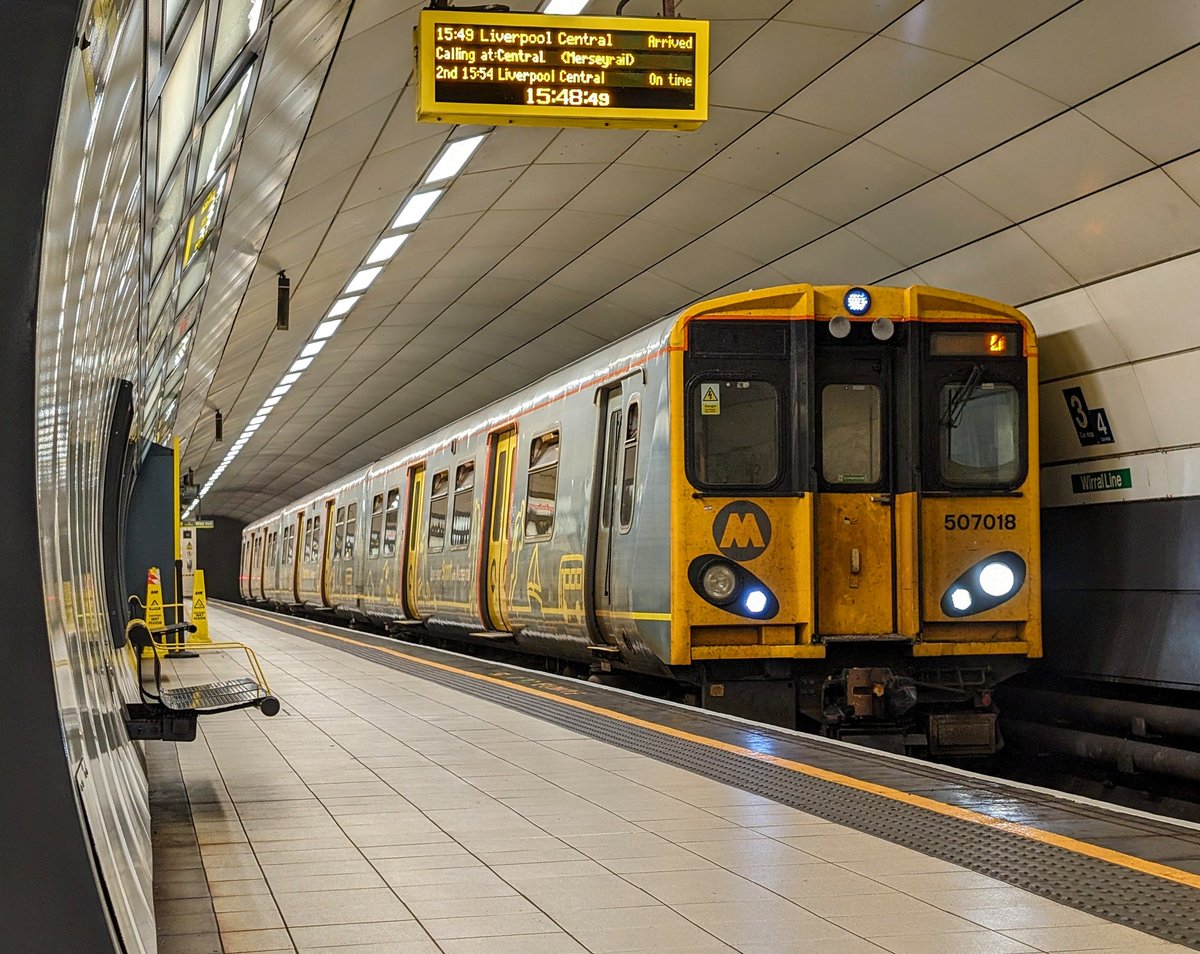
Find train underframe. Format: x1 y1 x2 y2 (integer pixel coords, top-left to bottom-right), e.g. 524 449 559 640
685 646 1029 758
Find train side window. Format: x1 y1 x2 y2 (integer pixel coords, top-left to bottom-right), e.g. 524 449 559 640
940 381 1020 485
429 470 449 551
383 488 401 557
619 400 639 533
490 450 508 543
368 493 384 558
525 430 560 541
311 514 321 563
303 518 313 563
334 506 346 559
285 525 295 564
345 502 357 558
451 461 475 549
821 384 882 485
690 381 780 488
601 411 620 531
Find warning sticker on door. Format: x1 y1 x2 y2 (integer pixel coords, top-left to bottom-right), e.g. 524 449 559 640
700 383 721 415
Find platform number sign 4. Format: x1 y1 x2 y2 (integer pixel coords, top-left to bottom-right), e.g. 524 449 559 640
1062 386 1114 446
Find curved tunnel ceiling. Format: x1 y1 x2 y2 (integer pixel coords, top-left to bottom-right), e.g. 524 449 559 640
179 0 1200 520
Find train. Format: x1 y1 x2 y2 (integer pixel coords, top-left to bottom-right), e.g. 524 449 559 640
240 284 1041 756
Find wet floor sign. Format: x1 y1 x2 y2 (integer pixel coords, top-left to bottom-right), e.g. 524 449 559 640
191 569 211 644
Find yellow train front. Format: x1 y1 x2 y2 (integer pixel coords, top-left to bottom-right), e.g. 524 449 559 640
671 285 1040 756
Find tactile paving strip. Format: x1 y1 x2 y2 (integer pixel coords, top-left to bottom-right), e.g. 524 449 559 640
291 629 1200 949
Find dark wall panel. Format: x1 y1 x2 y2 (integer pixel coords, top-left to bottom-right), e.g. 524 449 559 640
0 0 120 950
205 515 247 601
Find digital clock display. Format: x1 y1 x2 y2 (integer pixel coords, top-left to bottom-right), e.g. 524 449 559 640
417 11 708 131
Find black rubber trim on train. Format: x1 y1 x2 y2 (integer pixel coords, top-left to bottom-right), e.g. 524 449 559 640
277 623 1200 949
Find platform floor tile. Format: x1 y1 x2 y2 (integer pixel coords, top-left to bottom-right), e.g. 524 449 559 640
147 608 1191 953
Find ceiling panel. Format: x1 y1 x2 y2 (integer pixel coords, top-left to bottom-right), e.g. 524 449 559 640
775 139 932 223
910 227 1075 305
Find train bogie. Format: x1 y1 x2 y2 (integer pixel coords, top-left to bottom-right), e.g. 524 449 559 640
242 285 1040 753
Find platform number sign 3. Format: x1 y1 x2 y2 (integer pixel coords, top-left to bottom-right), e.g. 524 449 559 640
1063 386 1115 446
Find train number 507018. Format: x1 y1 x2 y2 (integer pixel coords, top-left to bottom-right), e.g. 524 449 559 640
944 513 1017 531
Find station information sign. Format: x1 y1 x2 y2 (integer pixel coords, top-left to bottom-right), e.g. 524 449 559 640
416 10 708 131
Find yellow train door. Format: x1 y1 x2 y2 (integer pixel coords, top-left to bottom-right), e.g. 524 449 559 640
319 498 335 606
815 349 897 636
403 465 425 617
485 427 517 630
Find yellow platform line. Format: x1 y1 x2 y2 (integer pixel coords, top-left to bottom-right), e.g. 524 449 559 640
225 603 1200 892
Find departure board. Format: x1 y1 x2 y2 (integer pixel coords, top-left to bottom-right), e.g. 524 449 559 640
416 10 708 131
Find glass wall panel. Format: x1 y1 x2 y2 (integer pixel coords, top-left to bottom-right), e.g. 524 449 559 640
156 12 202 195
212 0 264 89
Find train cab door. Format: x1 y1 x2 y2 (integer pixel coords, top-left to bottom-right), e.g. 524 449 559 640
319 498 335 606
592 387 625 643
403 466 425 617
815 348 896 636
484 428 517 631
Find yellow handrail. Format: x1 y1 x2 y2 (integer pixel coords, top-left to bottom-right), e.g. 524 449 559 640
124 618 273 695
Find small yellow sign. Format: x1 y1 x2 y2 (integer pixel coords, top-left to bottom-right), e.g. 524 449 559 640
191 569 211 644
145 567 166 629
701 383 721 416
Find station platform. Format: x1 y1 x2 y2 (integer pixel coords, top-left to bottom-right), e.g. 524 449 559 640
149 604 1200 954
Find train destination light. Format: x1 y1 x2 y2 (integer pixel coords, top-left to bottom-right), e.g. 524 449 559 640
416 10 709 130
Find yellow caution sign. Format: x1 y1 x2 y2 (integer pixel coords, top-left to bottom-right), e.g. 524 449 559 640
700 382 721 415
145 567 165 629
190 569 212 644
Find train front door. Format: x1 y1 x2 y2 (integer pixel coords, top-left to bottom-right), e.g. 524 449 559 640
485 428 517 630
815 348 896 636
593 386 625 641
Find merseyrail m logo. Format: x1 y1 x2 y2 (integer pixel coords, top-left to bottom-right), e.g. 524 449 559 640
712 501 771 561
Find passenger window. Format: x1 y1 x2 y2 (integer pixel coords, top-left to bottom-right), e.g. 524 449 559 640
490 451 507 543
334 506 345 559
525 430 559 541
303 518 312 563
345 502 357 558
311 515 322 563
451 461 475 549
940 381 1020 486
822 384 882 485
383 488 401 557
691 381 779 488
368 493 384 558
287 525 296 564
428 471 449 551
619 400 639 533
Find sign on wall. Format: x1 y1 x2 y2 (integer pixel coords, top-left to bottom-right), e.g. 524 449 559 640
1062 386 1115 446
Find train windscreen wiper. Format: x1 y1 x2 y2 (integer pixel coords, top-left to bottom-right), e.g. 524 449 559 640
943 364 984 428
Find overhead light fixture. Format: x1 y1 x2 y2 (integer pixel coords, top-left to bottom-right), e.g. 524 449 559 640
270 384 291 397
214 409 223 442
261 396 280 408
280 372 300 385
327 296 359 318
392 190 442 229
345 266 382 294
425 134 487 184
544 0 588 12
289 357 313 373
300 340 325 358
312 319 341 340
365 235 408 265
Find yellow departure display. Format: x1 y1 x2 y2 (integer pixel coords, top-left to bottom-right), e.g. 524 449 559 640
416 10 708 131
930 331 1016 356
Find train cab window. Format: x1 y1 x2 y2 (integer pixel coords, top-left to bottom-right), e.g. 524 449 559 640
939 381 1020 486
334 506 346 559
368 493 384 558
451 462 475 549
383 488 401 557
345 502 357 558
526 431 559 541
429 471 449 551
821 384 882 485
619 401 639 533
690 381 779 488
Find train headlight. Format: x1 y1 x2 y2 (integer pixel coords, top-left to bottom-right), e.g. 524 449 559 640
701 563 738 603
940 551 1027 617
844 287 872 315
743 589 769 615
978 561 1016 597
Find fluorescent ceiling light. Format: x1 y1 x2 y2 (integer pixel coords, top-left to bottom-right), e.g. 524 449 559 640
244 424 259 434
289 357 313 373
392 190 442 229
312 319 341 340
300 340 325 358
249 415 267 426
345 266 382 294
270 384 291 397
261 397 280 409
425 134 486 184
280 372 301 385
544 0 588 12
365 234 408 266
327 296 359 318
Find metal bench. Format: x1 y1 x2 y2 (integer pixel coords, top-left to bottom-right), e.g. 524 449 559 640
123 619 280 742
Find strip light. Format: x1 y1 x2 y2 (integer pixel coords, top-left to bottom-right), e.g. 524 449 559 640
183 128 495 517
